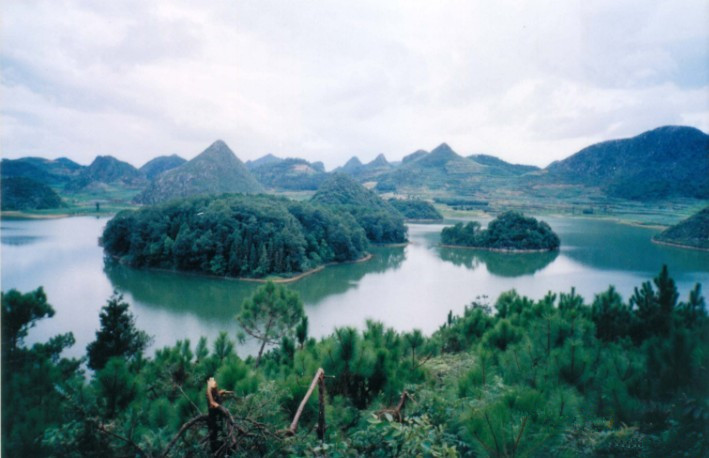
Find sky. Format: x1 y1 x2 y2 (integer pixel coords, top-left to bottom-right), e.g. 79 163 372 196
2 0 708 170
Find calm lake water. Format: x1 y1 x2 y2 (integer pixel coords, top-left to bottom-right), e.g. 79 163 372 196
2 216 708 358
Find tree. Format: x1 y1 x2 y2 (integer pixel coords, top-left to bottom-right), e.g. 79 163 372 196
86 292 151 370
236 281 304 367
1 287 54 353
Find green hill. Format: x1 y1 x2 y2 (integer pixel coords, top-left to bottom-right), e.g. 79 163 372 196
467 154 539 176
543 126 709 200
1 157 83 186
653 207 709 250
67 156 147 191
139 155 186 180
250 158 327 190
375 143 486 193
312 173 407 243
388 198 443 220
442 211 560 251
103 194 367 277
1 177 64 210
245 153 284 169
135 140 264 204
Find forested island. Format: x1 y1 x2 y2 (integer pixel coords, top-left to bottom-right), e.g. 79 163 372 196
653 207 709 251
103 194 369 278
441 211 560 251
1 177 65 211
388 198 443 221
3 266 707 456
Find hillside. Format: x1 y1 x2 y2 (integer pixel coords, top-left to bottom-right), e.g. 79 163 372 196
250 158 327 190
67 156 147 191
1 157 83 186
375 143 485 193
245 153 283 170
388 198 443 220
312 173 407 243
139 154 186 180
103 194 368 277
653 207 709 250
135 140 264 204
543 126 709 200
468 154 539 176
1 177 65 210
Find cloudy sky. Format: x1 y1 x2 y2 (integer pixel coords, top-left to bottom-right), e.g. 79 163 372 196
2 0 708 169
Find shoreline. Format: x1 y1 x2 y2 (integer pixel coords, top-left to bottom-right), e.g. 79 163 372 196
651 238 709 252
440 243 557 253
112 252 375 284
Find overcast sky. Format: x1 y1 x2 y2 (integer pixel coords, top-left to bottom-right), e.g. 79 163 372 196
2 0 708 169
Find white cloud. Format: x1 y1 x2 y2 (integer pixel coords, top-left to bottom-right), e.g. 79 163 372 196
1 0 707 169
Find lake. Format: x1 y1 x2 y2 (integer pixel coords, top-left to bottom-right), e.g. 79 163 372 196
2 215 708 359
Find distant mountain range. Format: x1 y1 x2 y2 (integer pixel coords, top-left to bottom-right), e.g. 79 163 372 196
2 125 707 207
135 140 263 204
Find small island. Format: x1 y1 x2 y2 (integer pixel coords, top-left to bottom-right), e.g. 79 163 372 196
388 198 443 221
441 211 560 251
652 207 709 251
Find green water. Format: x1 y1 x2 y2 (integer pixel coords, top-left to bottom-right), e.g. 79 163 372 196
2 216 707 358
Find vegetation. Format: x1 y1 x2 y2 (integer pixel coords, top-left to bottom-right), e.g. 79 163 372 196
250 158 327 190
388 198 443 220
2 266 706 456
66 155 147 191
139 154 186 180
1 176 64 210
102 193 368 278
312 173 407 243
442 211 560 251
653 206 709 250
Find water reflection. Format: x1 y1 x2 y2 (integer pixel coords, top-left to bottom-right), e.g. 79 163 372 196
437 246 559 277
1 235 45 246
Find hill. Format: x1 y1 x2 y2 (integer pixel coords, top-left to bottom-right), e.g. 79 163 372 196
103 194 368 277
245 153 283 170
375 143 485 193
468 154 539 176
653 207 709 250
250 158 328 190
139 155 186 180
312 173 407 243
441 211 560 251
135 140 264 204
1 157 83 186
388 198 443 220
67 156 147 191
1 177 64 210
543 126 709 200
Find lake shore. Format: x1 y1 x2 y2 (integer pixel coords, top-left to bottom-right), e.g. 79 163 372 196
651 238 709 252
439 244 557 253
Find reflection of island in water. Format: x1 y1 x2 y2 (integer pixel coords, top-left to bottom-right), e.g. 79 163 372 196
104 245 406 318
437 246 558 277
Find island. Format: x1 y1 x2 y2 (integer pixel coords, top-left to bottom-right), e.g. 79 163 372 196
441 211 560 251
1 177 65 211
652 207 709 251
102 194 370 279
388 198 443 221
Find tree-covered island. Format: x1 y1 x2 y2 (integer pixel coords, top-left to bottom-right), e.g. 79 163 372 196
102 194 370 279
441 211 560 251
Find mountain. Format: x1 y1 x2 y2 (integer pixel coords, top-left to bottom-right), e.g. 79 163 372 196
653 207 709 250
246 153 284 170
135 140 264 204
337 156 364 175
1 157 83 186
543 126 709 200
402 149 428 164
67 156 147 191
139 155 186 180
312 173 407 243
375 143 485 193
250 158 328 190
1 177 65 211
468 154 539 176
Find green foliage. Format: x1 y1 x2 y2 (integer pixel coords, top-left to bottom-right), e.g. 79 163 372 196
312 173 407 243
250 157 327 190
5 266 708 457
86 291 151 370
388 198 443 220
237 281 305 366
441 211 560 250
1 176 64 210
103 193 368 278
653 206 709 250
